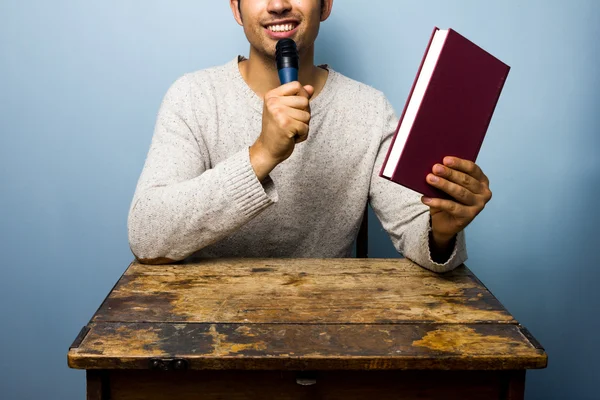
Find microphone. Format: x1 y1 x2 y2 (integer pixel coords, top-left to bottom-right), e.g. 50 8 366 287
276 39 299 84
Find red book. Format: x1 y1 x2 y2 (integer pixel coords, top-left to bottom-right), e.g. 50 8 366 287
379 27 510 199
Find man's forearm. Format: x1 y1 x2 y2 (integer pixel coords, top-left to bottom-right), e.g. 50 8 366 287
129 149 277 261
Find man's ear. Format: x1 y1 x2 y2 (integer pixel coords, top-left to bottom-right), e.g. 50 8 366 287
321 0 334 22
230 0 243 26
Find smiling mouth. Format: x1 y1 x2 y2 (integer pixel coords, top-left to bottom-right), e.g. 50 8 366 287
266 23 298 33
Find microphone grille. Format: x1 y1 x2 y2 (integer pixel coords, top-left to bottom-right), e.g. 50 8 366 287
276 39 298 59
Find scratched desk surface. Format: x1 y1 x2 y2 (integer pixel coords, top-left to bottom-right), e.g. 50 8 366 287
68 258 547 371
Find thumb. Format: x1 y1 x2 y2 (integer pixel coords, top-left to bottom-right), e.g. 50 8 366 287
303 85 315 99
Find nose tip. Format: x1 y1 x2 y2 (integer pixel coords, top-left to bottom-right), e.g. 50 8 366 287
268 0 292 14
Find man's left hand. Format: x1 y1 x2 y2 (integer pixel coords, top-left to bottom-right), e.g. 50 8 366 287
421 156 492 246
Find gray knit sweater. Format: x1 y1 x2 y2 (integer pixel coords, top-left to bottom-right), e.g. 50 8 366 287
128 57 467 272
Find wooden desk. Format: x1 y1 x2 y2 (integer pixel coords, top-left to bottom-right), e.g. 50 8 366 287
68 259 547 399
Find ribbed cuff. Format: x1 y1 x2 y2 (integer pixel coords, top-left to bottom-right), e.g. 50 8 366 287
404 213 468 273
423 221 468 273
220 148 278 218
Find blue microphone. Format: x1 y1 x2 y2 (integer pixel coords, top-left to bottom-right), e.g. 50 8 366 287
276 39 299 84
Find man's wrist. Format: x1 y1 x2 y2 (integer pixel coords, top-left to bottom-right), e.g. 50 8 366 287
429 230 456 264
249 142 278 181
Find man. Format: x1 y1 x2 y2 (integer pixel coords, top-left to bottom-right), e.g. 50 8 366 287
128 0 492 272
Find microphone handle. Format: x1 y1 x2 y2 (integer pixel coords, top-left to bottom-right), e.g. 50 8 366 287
278 67 298 85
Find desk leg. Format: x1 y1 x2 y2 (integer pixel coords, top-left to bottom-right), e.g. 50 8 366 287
87 370 110 400
501 370 526 400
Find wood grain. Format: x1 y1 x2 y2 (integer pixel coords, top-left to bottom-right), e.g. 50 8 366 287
68 258 547 373
69 322 545 370
93 259 512 324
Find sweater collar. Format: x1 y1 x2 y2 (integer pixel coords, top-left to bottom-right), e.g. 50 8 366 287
229 56 337 116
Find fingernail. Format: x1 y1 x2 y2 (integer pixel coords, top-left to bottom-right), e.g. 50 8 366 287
445 157 454 166
423 197 432 204
434 165 445 174
428 174 439 183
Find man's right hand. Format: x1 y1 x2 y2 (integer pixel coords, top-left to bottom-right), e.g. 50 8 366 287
250 81 314 181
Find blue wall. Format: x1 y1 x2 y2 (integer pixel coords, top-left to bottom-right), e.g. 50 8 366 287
1 1 598 398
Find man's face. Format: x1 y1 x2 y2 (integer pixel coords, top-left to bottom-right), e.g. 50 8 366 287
232 0 329 59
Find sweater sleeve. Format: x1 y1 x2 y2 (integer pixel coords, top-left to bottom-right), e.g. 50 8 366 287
368 96 467 273
127 75 277 261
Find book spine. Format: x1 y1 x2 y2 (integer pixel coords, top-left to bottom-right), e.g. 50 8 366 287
379 27 439 179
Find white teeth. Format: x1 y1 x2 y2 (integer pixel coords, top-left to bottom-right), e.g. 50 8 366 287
268 24 296 32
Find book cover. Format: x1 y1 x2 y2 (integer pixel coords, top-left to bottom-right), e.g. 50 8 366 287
380 27 510 199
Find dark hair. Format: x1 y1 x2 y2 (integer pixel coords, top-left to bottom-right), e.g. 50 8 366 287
238 0 325 15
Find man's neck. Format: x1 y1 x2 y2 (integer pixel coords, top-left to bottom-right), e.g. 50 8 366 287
239 45 328 99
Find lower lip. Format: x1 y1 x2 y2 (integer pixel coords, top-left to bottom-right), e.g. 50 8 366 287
265 25 299 40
